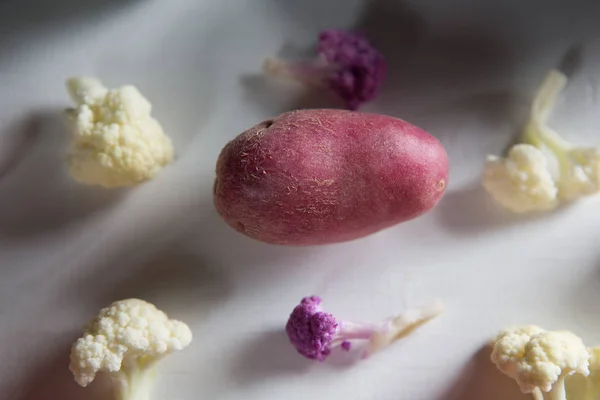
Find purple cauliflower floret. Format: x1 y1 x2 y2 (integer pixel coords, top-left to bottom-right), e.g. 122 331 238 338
262 29 386 110
285 296 372 361
285 296 445 362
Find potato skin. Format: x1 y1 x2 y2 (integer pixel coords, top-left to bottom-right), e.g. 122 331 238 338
214 109 448 245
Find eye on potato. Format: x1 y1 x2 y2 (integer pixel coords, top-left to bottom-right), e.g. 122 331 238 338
214 109 448 246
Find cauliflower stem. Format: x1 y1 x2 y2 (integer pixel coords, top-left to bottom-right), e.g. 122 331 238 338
548 377 568 400
263 57 334 88
521 70 600 202
113 358 157 400
364 300 445 358
564 346 600 400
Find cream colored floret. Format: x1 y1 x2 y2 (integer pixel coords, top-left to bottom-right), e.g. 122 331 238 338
557 147 600 201
65 77 174 188
491 325 546 378
482 144 558 213
516 331 589 393
69 298 192 387
491 325 589 400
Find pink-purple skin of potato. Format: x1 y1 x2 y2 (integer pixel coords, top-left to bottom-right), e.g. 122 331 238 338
214 109 449 246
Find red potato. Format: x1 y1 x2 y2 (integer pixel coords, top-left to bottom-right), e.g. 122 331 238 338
214 109 448 245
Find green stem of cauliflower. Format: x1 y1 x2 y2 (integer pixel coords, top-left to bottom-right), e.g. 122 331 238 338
114 360 158 400
581 371 600 400
521 71 573 198
521 69 600 201
547 376 567 400
521 70 568 150
583 380 594 400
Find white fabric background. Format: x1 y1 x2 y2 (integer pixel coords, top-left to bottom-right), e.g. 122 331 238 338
1 1 600 399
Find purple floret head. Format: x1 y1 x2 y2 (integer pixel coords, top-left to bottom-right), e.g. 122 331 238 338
317 29 387 110
285 296 339 361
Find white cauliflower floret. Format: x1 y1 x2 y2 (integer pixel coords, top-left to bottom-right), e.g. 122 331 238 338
491 325 546 378
64 77 174 188
491 325 590 400
518 331 589 393
69 299 192 400
482 69 600 212
482 145 558 213
555 147 600 201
